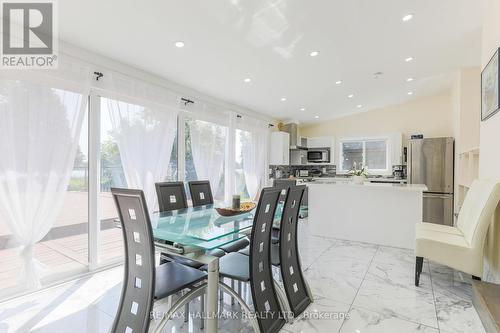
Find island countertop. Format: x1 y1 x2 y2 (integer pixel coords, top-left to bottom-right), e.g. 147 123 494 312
308 179 427 249
307 180 428 192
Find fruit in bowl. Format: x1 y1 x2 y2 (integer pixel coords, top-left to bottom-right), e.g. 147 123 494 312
216 202 256 216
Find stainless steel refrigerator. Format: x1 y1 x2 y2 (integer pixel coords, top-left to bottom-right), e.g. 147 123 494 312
408 137 454 226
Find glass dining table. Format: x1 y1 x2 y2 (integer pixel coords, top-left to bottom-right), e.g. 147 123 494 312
150 203 304 333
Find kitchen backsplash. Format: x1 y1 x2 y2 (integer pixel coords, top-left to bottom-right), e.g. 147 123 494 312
270 164 406 179
269 165 336 179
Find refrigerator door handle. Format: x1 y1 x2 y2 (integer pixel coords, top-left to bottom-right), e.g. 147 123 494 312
407 143 412 184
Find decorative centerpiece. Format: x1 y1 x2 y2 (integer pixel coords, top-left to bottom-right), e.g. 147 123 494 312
216 201 256 217
348 162 369 185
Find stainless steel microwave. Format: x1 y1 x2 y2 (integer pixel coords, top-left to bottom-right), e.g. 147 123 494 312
307 149 330 163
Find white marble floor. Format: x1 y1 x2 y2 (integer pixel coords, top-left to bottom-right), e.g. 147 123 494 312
0 221 485 333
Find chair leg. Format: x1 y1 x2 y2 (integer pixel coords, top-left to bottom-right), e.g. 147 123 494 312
472 275 481 281
415 256 423 286
184 301 189 323
231 280 235 305
200 293 205 330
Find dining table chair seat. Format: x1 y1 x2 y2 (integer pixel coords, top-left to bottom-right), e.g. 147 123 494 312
217 252 251 282
238 246 249 256
155 262 207 299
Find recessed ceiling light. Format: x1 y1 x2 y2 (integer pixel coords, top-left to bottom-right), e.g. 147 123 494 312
357 105 363 108
300 107 306 111
348 94 354 98
405 57 414 62
310 51 320 57
402 14 413 22
408 91 414 95
243 78 251 83
280 97 287 102
335 80 343 85
174 41 185 48
314 115 320 119
406 77 414 82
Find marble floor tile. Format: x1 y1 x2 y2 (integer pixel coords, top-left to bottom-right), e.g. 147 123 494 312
353 277 438 328
340 307 438 333
434 290 486 333
372 245 416 266
282 297 350 333
297 236 336 269
326 239 379 263
308 252 372 280
429 262 473 301
0 283 113 333
365 258 432 291
0 234 488 333
305 266 364 305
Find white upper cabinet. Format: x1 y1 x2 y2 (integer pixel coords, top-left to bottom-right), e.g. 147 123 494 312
270 132 290 165
307 136 334 148
389 133 403 165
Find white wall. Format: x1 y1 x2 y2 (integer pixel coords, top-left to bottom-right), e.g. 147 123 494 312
300 91 454 142
480 0 500 283
480 0 500 178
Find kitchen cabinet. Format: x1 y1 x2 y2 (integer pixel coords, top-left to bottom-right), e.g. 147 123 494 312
270 132 290 165
389 133 403 165
307 136 334 148
307 136 335 165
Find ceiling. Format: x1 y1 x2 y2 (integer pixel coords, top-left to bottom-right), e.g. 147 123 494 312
58 0 484 124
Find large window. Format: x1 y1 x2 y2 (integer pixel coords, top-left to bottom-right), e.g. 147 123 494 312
99 96 178 263
0 80 89 299
340 138 389 173
185 118 227 203
235 129 251 200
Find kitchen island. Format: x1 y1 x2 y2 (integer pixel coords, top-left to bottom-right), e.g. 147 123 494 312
308 180 427 249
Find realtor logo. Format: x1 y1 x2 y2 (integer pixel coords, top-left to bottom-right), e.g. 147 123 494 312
1 0 58 68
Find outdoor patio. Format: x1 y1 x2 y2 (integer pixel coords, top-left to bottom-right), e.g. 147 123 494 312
0 192 124 300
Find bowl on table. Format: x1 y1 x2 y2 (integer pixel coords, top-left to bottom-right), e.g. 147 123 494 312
215 202 256 217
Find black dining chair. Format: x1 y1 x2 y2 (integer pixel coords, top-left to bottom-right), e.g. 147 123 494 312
155 181 225 263
274 185 312 318
188 180 214 207
155 181 188 212
214 187 286 333
273 179 297 202
271 179 297 243
237 186 312 319
110 188 207 333
155 181 225 326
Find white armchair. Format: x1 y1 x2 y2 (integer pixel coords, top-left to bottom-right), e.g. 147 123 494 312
415 180 500 286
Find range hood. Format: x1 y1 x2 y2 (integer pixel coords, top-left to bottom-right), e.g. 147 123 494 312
282 123 307 150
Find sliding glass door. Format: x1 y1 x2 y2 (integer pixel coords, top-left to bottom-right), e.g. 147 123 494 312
97 95 178 265
184 117 228 203
0 76 90 299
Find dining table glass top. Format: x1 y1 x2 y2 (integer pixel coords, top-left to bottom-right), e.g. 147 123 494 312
151 203 307 250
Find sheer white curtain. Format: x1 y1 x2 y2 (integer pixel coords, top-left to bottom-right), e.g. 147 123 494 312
107 99 177 213
241 124 269 200
188 119 227 200
0 69 90 289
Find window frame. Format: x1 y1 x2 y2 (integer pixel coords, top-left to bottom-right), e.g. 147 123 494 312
338 136 391 175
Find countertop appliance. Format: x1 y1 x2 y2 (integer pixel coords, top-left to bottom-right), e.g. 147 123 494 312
408 137 454 226
297 169 309 177
307 149 330 163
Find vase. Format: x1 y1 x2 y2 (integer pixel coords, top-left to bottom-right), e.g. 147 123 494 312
352 175 365 185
